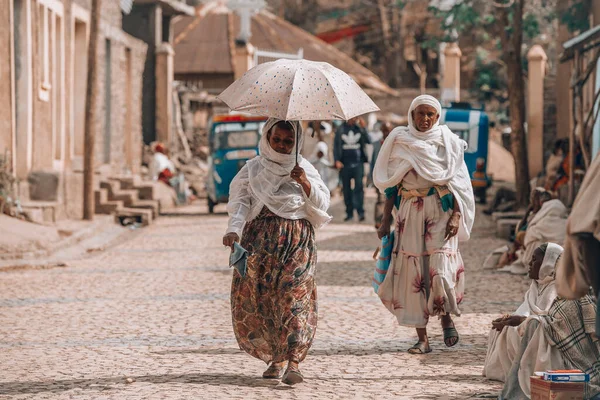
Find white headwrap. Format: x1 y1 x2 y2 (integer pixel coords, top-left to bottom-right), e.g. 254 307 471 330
227 118 332 236
516 243 563 319
373 95 476 241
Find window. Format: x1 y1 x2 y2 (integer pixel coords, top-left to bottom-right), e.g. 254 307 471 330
213 122 264 150
226 130 259 148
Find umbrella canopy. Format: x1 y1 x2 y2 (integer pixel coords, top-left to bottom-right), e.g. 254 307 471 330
218 59 380 121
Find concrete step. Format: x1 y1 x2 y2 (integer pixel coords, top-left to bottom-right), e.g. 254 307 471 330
134 183 155 201
131 199 160 218
115 207 153 227
95 188 109 205
109 189 139 207
108 176 137 190
99 180 121 195
95 200 124 215
20 201 60 224
492 211 526 221
496 218 522 240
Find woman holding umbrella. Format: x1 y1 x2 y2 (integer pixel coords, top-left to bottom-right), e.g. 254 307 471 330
373 95 475 354
222 118 332 385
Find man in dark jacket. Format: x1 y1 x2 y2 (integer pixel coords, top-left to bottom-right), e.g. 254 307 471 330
334 117 370 222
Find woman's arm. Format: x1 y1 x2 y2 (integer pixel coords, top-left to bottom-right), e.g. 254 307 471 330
445 196 461 240
293 163 331 212
225 165 252 238
377 190 397 239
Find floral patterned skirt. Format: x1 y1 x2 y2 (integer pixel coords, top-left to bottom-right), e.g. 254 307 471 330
378 193 465 328
231 207 318 364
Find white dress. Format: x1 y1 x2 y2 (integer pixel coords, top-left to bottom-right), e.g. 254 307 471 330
377 170 465 328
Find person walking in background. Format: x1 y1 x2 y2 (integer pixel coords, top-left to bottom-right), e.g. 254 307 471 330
471 158 492 204
334 117 370 222
372 121 393 228
223 119 331 386
309 141 338 192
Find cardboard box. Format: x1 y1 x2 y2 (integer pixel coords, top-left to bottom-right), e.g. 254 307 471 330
530 376 585 400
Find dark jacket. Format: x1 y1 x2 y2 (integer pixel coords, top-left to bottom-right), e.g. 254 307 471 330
333 123 370 165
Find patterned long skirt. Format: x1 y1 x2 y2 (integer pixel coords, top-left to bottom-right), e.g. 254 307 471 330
231 207 318 364
378 173 465 329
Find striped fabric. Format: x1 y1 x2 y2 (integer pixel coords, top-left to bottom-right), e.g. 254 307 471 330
372 231 394 294
543 294 600 398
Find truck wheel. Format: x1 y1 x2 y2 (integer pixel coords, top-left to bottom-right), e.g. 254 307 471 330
208 198 216 214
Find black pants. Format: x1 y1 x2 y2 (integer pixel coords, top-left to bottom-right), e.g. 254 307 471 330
341 164 365 218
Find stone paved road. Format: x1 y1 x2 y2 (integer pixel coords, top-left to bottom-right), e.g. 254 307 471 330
0 193 530 399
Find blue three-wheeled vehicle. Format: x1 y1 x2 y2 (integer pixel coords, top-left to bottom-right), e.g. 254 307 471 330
206 114 267 213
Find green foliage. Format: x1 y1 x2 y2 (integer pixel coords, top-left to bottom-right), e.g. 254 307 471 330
523 13 540 40
560 0 591 33
471 49 508 103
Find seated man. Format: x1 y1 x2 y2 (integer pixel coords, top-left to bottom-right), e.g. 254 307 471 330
494 189 567 275
484 243 600 399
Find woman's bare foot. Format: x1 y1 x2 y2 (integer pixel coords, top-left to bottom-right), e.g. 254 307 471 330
282 361 304 385
262 362 286 379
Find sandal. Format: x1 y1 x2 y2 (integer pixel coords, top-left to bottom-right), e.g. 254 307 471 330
407 341 432 354
262 363 285 379
443 325 460 347
282 363 304 386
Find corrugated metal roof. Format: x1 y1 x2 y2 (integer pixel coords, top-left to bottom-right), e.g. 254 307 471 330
174 12 233 74
120 0 134 14
173 6 397 96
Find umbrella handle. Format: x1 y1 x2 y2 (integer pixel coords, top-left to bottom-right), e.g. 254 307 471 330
295 128 299 165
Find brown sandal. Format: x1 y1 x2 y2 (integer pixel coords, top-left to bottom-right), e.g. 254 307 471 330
282 363 304 385
262 363 285 379
407 341 432 354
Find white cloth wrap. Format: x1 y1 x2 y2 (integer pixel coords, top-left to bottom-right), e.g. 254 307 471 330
523 200 568 250
226 118 332 237
483 244 564 394
373 95 475 241
514 243 563 320
150 152 175 181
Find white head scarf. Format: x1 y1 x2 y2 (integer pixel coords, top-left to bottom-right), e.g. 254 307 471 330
372 95 476 241
245 118 332 229
516 243 564 318
538 243 563 284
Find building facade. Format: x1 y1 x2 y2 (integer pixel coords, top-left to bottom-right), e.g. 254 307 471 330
0 0 147 220
122 0 194 147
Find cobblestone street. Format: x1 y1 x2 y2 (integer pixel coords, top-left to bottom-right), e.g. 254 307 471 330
0 194 531 399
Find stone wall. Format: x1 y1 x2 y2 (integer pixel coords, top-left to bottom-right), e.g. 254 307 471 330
93 25 147 177
5 0 147 220
0 0 13 163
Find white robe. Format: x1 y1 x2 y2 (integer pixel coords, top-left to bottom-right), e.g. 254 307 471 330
483 244 565 398
226 119 332 237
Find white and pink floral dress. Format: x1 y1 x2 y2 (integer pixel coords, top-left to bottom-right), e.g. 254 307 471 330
378 169 465 328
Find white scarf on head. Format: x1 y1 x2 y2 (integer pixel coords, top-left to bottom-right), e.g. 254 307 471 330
515 243 563 320
241 118 332 229
373 95 475 241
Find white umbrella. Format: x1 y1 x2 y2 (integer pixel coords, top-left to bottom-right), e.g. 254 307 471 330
218 59 380 121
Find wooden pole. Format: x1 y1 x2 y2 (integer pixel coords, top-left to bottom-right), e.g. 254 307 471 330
83 0 102 220
568 50 578 206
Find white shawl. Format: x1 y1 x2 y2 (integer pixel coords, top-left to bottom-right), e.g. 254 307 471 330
515 243 563 320
523 199 568 249
373 95 475 241
226 118 332 237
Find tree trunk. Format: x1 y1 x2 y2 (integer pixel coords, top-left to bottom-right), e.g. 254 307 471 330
499 0 530 207
83 0 102 220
